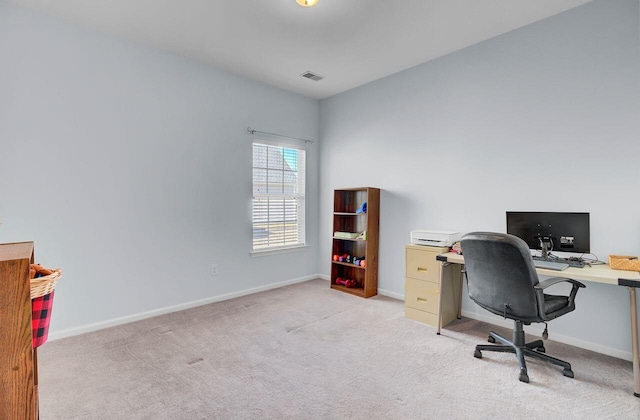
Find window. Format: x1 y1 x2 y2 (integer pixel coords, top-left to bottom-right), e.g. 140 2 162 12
252 142 306 251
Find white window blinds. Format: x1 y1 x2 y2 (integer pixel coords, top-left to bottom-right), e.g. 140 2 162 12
252 142 306 250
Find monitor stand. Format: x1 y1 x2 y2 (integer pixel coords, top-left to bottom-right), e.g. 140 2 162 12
538 237 553 260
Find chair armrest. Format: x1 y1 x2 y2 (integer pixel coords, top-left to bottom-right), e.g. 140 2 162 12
534 277 585 319
535 277 586 290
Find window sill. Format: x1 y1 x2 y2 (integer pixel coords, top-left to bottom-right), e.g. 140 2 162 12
250 245 309 258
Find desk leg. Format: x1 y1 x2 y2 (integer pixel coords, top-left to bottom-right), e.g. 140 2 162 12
629 287 640 397
437 263 445 335
458 265 464 319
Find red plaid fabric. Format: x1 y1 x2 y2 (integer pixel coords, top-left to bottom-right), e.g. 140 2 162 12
32 291 55 348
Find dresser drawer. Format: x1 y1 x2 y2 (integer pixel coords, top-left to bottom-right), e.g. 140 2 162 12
405 278 440 314
405 307 439 326
406 248 441 282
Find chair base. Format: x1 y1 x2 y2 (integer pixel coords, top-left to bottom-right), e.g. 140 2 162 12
473 321 574 383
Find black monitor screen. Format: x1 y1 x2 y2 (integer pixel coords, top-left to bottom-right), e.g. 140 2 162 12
506 212 590 254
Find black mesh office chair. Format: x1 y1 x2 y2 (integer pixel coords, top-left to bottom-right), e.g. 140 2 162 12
460 232 585 383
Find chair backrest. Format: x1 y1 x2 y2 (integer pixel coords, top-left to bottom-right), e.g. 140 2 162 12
460 232 541 322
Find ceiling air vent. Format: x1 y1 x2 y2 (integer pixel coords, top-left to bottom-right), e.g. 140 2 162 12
301 71 324 81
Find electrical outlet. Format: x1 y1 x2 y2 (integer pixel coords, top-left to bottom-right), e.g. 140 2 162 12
211 264 219 276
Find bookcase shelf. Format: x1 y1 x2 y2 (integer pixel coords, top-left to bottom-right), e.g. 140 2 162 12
332 261 366 270
330 187 380 298
331 284 366 297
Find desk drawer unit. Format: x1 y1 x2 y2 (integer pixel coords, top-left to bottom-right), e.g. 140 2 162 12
405 244 461 328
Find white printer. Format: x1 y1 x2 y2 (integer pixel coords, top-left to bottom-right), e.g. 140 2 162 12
410 230 461 247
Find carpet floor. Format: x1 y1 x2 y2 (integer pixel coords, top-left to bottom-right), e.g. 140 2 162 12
38 279 640 419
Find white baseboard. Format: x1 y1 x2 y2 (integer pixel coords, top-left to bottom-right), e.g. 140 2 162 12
460 310 632 362
377 288 404 300
48 274 320 341
319 278 631 361
101 274 630 362
331 281 632 361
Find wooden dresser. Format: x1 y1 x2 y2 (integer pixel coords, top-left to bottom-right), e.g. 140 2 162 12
0 242 39 419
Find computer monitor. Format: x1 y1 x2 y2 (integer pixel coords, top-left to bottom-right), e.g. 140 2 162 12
506 212 590 258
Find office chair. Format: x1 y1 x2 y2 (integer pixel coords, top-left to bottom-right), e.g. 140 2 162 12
460 232 585 383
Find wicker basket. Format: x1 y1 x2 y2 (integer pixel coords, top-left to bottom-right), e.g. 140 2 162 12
30 269 62 299
608 255 640 272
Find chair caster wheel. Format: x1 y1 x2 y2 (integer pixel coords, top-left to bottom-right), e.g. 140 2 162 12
537 346 545 353
563 368 574 378
488 336 496 343
474 349 482 359
519 370 529 383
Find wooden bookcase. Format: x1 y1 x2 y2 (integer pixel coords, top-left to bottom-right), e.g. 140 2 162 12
330 187 380 298
0 242 38 419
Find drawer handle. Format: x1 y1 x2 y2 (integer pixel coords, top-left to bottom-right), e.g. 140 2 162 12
417 297 428 303
417 267 428 272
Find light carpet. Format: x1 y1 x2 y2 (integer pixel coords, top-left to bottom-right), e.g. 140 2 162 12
38 279 640 419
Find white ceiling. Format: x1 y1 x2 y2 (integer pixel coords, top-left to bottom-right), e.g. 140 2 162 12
9 0 593 100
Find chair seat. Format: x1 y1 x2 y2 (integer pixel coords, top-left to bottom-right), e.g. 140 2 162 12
543 294 569 315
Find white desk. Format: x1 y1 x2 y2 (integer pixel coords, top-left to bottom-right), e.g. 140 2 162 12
436 251 640 398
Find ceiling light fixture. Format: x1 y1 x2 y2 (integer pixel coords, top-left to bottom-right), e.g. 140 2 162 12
296 0 319 7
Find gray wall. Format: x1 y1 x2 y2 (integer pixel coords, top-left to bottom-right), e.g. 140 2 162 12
0 1 319 336
319 0 640 359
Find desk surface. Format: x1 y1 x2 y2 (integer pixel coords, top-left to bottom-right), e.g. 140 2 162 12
437 252 640 287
